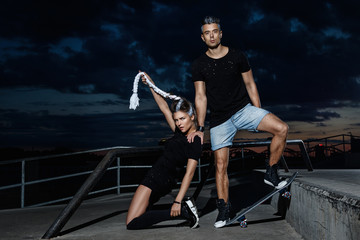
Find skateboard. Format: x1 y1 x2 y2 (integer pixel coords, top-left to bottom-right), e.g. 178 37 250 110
226 171 298 227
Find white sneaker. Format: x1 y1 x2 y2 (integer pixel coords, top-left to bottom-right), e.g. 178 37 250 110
182 197 199 229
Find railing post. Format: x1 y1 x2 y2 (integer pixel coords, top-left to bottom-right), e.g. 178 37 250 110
21 160 25 208
299 142 313 171
325 139 328 157
42 150 117 239
117 157 120 195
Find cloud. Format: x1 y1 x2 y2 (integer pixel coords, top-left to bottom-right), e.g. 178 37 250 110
0 108 172 149
49 37 85 58
265 104 341 122
0 87 134 115
289 18 307 32
322 27 351 39
0 0 359 149
248 10 265 24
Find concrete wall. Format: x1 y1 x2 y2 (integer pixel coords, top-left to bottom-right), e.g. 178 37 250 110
271 181 360 240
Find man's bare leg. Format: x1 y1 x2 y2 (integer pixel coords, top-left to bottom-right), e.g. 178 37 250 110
257 113 289 165
257 113 289 188
214 147 230 202
213 147 231 228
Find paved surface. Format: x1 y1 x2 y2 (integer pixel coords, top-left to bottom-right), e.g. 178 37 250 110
0 193 303 240
1 169 359 240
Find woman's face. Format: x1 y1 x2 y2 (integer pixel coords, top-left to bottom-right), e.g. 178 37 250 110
173 111 195 133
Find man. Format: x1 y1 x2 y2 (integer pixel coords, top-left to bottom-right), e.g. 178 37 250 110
188 16 289 228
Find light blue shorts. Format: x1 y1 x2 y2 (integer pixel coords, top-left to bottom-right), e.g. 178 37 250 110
210 103 270 151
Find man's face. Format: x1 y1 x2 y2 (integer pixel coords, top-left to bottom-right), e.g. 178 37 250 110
201 23 222 49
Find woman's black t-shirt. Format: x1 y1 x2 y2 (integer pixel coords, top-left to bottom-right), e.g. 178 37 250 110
141 128 202 195
192 48 251 128
161 128 202 174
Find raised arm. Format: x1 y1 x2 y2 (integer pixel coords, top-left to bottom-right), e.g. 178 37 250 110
140 72 176 132
187 81 207 143
242 69 261 108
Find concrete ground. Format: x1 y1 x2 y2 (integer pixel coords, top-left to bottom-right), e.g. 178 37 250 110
1 169 359 240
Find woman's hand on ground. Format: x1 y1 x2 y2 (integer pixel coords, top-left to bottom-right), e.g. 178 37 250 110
170 203 181 217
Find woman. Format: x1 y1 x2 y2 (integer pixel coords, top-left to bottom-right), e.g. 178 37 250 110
126 72 202 230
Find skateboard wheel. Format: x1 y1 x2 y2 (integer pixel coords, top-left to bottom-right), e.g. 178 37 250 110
282 191 291 199
239 219 247 228
237 216 247 228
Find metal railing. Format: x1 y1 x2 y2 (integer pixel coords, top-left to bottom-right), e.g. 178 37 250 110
0 145 211 209
0 146 156 208
304 134 359 157
0 138 317 210
232 139 313 171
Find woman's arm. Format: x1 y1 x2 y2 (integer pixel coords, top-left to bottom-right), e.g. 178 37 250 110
140 72 176 132
170 158 198 217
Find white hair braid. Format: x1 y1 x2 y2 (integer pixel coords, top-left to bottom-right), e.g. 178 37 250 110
129 72 181 110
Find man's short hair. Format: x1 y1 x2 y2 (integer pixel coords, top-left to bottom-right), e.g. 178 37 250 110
201 16 221 33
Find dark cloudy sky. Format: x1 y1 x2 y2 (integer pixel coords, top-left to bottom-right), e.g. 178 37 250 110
1 0 359 150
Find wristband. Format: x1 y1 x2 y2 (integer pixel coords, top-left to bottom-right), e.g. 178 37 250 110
173 200 181 204
197 126 205 132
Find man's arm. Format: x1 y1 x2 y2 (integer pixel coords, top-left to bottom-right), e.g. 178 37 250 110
187 81 207 143
194 81 207 128
242 69 261 108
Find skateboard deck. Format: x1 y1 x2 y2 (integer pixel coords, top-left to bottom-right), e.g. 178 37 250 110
226 171 298 226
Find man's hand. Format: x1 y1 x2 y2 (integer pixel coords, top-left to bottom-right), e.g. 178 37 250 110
187 131 204 144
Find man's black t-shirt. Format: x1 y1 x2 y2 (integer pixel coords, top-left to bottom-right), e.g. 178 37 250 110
192 48 251 128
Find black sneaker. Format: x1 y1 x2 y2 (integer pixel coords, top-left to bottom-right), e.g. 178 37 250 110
214 199 230 228
181 197 199 229
265 159 271 171
264 163 287 189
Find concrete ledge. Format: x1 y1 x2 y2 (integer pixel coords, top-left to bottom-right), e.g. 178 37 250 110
271 175 360 240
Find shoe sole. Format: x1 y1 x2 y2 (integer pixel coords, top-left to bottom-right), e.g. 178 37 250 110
184 199 199 229
214 219 229 228
264 179 287 189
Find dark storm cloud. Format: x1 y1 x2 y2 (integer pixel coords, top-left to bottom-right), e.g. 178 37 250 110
0 0 114 41
265 103 341 122
2 0 359 99
0 0 359 148
0 108 172 149
231 0 360 105
0 1 198 106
